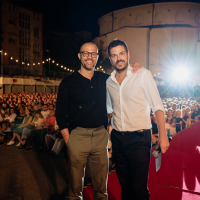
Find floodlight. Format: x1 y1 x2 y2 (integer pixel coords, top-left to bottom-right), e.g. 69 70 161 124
173 68 189 82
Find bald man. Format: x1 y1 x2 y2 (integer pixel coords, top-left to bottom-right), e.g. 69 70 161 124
56 42 141 200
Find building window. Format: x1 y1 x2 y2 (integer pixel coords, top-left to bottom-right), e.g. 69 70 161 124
9 19 16 25
34 28 39 38
19 30 30 46
19 13 30 29
13 6 16 12
9 38 16 43
19 48 30 63
33 44 40 53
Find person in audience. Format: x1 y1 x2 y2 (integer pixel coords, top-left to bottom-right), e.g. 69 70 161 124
41 104 50 120
0 121 11 145
25 110 56 152
194 105 200 120
191 105 198 125
20 111 44 150
175 109 183 133
48 104 54 110
166 108 176 136
45 119 59 152
4 107 17 123
32 104 41 116
182 109 187 129
0 104 5 126
186 107 191 117
195 115 199 123
3 103 10 116
9 106 26 131
172 103 177 117
7 109 32 146
0 106 26 145
188 113 192 127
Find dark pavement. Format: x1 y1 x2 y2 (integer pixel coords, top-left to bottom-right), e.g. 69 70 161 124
0 144 70 200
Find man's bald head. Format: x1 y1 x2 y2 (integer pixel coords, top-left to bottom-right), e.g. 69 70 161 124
80 42 98 53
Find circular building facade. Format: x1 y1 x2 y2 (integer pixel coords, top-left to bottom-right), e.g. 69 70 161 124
93 2 200 82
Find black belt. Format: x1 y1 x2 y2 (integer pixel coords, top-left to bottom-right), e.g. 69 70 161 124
113 129 150 136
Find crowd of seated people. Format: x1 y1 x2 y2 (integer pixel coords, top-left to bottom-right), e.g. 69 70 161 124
0 92 64 156
151 96 200 144
0 92 200 159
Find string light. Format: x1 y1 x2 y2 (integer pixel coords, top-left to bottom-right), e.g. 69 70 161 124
0 51 74 74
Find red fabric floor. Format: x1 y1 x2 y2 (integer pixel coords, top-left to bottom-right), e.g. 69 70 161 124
83 122 200 200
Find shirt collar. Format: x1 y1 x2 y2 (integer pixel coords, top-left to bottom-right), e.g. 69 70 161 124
74 68 98 79
111 64 132 82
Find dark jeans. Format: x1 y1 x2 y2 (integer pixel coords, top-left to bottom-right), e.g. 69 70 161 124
111 129 151 200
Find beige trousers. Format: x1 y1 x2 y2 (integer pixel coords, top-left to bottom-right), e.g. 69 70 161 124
67 125 109 200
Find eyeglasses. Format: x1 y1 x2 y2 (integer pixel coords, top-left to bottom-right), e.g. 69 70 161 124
80 51 98 58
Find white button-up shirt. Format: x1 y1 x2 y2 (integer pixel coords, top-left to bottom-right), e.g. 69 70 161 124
106 65 165 132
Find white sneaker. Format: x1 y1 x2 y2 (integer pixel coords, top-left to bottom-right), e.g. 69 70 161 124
7 141 15 145
16 142 21 147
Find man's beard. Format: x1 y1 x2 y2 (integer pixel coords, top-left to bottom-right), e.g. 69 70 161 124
81 59 96 71
113 60 128 72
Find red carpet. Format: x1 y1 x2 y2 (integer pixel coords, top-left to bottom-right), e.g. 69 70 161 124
83 122 200 200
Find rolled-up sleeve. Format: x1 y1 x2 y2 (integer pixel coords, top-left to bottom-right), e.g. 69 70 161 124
142 70 165 114
55 79 70 131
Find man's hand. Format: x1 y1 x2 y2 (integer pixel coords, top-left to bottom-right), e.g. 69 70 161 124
152 134 158 144
61 128 70 144
155 110 170 154
157 133 170 154
130 63 143 74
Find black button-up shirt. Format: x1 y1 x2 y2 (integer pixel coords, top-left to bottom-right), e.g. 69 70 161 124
56 70 110 133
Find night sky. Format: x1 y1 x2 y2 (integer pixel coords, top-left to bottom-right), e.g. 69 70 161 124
10 0 200 38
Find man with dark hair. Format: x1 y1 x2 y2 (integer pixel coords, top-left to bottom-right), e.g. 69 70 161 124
107 39 128 57
56 42 142 200
106 39 169 200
